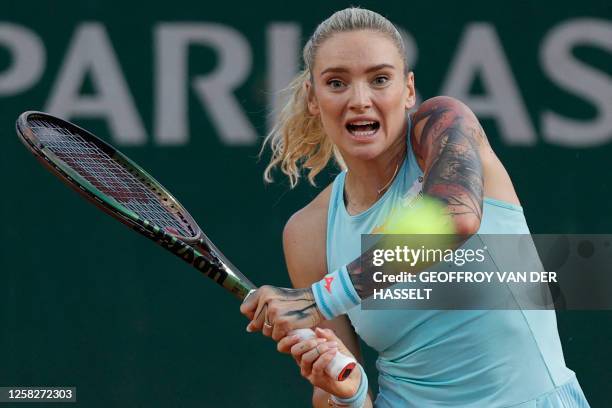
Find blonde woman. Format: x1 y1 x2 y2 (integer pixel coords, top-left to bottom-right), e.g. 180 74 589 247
241 8 589 408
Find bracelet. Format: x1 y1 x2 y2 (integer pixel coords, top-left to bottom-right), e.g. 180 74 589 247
312 265 361 320
328 364 368 408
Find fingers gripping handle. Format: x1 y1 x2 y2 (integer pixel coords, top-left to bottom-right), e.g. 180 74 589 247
241 290 356 381
290 328 357 381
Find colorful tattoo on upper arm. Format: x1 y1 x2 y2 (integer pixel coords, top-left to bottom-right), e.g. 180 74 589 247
413 101 485 223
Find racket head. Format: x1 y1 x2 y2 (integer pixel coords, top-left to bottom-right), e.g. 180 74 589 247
16 111 203 244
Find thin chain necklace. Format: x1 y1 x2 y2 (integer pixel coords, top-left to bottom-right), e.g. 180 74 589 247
376 161 400 196
344 156 403 214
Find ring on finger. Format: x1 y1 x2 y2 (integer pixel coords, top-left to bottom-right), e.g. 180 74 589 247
264 313 273 329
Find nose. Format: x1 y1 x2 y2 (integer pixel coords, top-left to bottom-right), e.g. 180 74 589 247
348 82 372 111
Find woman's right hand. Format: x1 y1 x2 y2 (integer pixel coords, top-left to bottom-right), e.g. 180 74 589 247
277 327 363 399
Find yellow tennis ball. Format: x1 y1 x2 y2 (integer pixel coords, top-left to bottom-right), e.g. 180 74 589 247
383 196 456 235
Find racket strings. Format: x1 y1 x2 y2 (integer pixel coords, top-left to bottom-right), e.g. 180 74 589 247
30 120 196 238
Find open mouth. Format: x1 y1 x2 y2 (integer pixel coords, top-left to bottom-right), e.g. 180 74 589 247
346 120 380 137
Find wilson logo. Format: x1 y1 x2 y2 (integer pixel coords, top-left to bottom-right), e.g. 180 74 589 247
324 276 334 294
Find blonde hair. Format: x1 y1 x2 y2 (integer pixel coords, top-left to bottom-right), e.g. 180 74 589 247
262 7 408 187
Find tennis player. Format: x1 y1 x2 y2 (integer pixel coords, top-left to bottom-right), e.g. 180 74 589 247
241 8 590 407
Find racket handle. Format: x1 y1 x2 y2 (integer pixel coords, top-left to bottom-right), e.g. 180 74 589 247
289 328 357 381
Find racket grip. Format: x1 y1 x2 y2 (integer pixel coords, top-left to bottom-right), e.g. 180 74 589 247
289 328 357 381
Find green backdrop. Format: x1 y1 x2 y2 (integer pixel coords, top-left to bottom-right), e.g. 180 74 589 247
1 0 610 406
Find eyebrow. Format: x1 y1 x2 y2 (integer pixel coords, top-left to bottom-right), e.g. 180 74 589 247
319 63 396 76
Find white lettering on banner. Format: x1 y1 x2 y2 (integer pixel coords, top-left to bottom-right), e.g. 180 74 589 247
0 23 45 95
267 23 301 131
441 23 537 145
155 23 256 145
541 19 612 146
45 23 146 145
398 26 423 105
0 20 609 147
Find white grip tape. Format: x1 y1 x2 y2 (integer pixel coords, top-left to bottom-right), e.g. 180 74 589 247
290 328 357 381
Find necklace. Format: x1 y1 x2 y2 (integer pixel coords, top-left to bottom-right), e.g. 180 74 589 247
344 157 403 214
376 161 400 196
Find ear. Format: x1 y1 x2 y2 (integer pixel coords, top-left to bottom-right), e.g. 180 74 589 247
404 71 416 110
305 80 320 116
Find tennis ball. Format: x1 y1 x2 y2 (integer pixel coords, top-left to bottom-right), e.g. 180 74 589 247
383 196 456 235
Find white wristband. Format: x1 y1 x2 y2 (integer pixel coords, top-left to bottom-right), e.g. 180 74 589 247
329 364 368 408
311 265 361 320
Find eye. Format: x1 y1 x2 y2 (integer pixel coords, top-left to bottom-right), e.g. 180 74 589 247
327 79 345 89
373 75 390 86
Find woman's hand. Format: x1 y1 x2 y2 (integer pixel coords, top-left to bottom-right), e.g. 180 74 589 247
278 327 362 399
240 285 324 341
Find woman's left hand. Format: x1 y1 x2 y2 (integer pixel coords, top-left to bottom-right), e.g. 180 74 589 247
240 285 324 341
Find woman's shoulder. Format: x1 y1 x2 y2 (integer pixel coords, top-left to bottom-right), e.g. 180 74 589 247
411 95 484 159
282 184 333 286
283 183 332 248
412 96 478 136
415 95 475 116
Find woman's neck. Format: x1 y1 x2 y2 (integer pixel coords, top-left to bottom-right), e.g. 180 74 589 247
343 137 407 215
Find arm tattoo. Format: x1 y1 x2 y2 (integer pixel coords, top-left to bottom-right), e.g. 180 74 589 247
267 286 320 326
414 103 484 223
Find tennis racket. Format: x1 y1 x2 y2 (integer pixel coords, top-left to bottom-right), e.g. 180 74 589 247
16 111 356 381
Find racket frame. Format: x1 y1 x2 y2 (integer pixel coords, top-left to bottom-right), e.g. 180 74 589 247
16 111 255 300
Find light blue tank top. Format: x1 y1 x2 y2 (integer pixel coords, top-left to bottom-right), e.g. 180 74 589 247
326 120 589 407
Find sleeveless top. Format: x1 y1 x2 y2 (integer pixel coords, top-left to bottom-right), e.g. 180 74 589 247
325 119 589 407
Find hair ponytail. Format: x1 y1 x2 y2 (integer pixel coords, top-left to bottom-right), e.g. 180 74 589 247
262 70 346 187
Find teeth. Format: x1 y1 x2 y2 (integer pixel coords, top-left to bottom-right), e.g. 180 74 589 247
352 130 376 136
346 120 379 137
